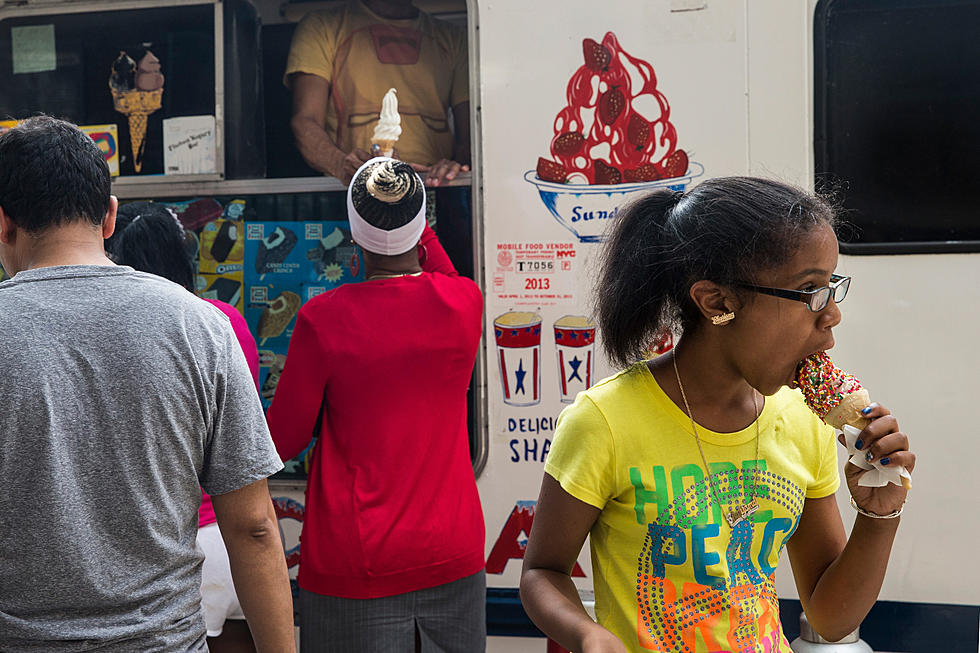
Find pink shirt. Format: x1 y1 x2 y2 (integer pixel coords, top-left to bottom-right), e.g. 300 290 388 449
198 298 260 528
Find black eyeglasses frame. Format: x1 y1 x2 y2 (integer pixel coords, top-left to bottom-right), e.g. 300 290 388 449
737 274 851 312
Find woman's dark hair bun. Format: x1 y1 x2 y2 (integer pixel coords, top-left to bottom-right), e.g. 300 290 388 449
351 159 425 231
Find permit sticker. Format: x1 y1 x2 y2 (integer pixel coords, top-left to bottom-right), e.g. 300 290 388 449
12 25 56 75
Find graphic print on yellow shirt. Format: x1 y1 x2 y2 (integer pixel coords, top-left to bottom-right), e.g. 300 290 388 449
285 1 468 166
544 364 840 653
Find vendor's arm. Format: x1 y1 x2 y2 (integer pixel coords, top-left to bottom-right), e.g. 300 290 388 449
521 474 627 653
412 101 471 187
787 403 913 642
266 308 329 462
290 72 370 184
212 479 295 653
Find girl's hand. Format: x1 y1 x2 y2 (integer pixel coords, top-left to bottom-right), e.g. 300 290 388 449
842 402 915 516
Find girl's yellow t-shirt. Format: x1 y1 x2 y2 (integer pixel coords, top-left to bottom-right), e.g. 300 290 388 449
544 363 839 653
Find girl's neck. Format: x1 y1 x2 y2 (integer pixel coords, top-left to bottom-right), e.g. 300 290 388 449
650 335 762 433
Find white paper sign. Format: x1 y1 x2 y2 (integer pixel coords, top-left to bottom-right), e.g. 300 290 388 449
163 115 217 175
12 25 56 75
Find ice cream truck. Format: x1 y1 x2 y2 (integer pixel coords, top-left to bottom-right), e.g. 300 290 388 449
2 0 979 650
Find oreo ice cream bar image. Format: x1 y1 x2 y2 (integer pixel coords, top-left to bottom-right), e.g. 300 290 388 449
255 227 298 276
306 227 350 269
205 277 242 306
210 221 238 263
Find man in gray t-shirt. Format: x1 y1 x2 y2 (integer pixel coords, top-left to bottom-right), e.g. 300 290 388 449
0 119 295 651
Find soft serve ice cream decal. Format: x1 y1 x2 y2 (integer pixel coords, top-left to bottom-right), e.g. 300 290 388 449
526 32 702 242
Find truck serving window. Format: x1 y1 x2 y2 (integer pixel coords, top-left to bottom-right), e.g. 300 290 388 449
814 0 980 253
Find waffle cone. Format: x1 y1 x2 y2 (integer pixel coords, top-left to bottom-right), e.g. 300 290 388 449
111 88 163 114
372 139 397 157
111 89 163 173
823 388 871 430
128 114 148 172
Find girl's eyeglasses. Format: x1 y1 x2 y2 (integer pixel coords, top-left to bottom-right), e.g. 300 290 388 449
737 274 850 312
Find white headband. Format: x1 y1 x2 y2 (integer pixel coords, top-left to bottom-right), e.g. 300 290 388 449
347 157 426 256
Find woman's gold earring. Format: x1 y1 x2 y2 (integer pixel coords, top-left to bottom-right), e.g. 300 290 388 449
711 312 735 325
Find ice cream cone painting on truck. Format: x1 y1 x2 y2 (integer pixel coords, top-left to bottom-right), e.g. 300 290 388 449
109 48 165 174
526 32 702 242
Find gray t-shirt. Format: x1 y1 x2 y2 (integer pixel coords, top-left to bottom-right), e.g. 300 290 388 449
0 265 283 651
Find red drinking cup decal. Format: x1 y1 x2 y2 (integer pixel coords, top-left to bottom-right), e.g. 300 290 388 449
494 311 543 407
554 315 596 403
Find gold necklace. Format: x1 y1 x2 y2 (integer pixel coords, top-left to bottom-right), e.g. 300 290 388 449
367 271 423 280
671 354 761 528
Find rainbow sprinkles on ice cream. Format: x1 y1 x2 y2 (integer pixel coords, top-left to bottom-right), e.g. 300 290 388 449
796 352 912 490
796 352 871 430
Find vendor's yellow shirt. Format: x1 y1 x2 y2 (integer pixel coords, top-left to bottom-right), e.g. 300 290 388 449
545 363 840 653
285 0 468 166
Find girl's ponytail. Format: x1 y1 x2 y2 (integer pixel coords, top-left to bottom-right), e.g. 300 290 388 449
594 190 683 368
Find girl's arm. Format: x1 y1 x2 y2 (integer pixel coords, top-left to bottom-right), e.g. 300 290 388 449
787 403 913 642
520 474 628 653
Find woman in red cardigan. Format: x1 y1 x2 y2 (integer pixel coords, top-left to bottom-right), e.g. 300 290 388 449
267 158 486 652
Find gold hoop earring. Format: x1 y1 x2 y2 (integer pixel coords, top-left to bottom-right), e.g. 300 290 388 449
711 311 735 325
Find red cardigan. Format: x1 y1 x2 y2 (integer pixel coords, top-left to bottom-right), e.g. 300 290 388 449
267 226 485 598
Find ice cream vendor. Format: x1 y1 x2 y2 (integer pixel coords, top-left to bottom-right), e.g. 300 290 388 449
285 0 470 186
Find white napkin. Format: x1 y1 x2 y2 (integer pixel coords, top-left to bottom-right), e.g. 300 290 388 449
841 424 913 488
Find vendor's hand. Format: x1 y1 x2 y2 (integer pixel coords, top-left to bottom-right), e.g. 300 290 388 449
370 145 402 160
337 148 372 185
841 402 915 516
410 159 470 187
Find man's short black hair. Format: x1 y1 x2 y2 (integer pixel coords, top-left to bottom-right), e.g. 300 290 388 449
0 116 111 234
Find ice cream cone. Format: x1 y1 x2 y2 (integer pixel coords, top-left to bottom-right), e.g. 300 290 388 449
111 88 163 173
127 113 149 172
822 388 872 431
371 139 397 158
798 353 912 490
371 88 402 158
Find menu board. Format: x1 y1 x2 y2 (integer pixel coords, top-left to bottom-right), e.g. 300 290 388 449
157 197 364 478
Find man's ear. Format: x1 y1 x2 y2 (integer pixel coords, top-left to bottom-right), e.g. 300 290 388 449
0 205 17 246
102 196 118 240
689 279 738 322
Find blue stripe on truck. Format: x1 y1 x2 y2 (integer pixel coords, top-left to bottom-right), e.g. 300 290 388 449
486 588 980 652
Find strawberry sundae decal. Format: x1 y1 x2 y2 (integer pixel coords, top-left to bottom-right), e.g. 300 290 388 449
526 32 702 242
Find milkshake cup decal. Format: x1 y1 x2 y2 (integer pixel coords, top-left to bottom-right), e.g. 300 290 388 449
554 315 596 403
494 311 543 407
